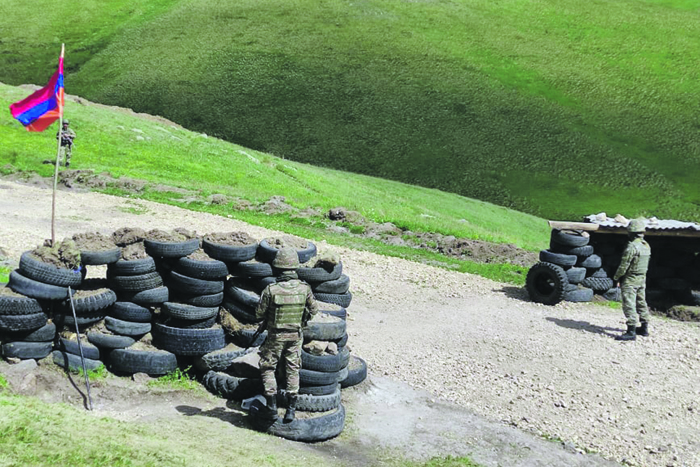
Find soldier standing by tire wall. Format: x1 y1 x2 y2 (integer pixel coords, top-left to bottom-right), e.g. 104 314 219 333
613 218 652 341
255 247 319 422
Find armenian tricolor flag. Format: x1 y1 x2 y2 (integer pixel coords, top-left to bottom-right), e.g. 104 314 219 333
9 49 64 132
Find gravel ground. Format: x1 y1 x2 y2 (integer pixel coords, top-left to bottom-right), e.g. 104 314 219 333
1 180 699 467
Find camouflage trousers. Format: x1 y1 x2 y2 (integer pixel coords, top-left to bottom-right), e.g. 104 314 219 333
621 280 650 327
259 331 302 396
59 145 72 167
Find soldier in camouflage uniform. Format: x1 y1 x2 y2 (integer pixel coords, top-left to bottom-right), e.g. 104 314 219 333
56 120 76 167
613 218 651 341
255 247 319 422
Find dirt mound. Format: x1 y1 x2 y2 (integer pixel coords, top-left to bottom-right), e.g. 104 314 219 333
31 239 81 269
203 231 257 246
72 232 117 252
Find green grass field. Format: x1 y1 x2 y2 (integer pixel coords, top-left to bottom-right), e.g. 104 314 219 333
0 82 546 284
3 0 699 221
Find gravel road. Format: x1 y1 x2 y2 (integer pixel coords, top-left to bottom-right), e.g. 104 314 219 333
1 180 699 467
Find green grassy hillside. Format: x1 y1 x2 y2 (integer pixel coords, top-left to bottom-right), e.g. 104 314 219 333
3 0 700 221
0 83 548 284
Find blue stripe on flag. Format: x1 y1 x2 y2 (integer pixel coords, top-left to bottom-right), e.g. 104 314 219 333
15 97 58 126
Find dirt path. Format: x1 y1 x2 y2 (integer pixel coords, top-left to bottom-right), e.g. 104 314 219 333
1 180 699 466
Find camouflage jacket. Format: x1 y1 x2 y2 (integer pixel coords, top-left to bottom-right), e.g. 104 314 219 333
614 237 651 283
255 278 319 333
57 128 76 146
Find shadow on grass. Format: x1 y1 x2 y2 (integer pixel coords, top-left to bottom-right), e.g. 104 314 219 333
176 401 250 429
545 317 622 338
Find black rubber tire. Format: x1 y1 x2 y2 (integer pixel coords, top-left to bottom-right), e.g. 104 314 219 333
144 238 199 258
162 302 218 321
175 256 228 280
297 263 342 283
278 387 341 412
550 229 590 247
525 262 567 305
57 337 101 360
203 371 263 399
303 315 346 341
256 239 318 265
194 346 248 372
169 271 224 296
108 272 163 292
300 367 349 386
0 288 43 316
602 287 622 302
202 239 258 263
340 356 368 388
110 348 178 375
9 270 69 301
52 350 103 372
222 300 260 325
581 277 614 292
549 242 594 257
105 316 152 336
231 328 268 348
225 280 260 308
229 261 273 278
19 252 82 287
564 287 594 302
250 403 345 442
87 331 135 350
577 254 602 269
566 267 586 284
7 322 56 342
312 275 350 294
0 312 48 332
590 268 609 279
173 292 223 307
61 288 117 315
53 311 106 328
314 291 352 308
120 286 169 306
2 341 53 359
301 347 350 373
80 248 121 265
252 276 277 293
110 301 152 323
300 382 340 396
153 322 225 356
109 258 156 276
161 315 217 329
322 307 347 321
538 250 577 267
335 333 349 348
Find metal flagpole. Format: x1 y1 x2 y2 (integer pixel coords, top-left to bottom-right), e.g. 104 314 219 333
50 43 65 247
68 286 94 411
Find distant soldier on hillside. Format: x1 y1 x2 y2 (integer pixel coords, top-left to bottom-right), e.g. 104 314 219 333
56 120 76 168
255 247 319 422
613 218 651 341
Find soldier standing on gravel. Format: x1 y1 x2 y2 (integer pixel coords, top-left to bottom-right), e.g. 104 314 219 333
256 247 319 422
613 218 651 341
56 120 76 168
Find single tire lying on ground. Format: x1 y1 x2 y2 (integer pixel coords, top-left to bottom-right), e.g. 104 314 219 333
341 355 368 388
110 348 178 375
249 402 345 442
526 262 567 305
52 350 103 372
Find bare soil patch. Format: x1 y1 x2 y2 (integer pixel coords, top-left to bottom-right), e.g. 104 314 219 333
203 231 257 246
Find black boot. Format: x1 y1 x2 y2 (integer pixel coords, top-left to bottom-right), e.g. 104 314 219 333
636 322 649 337
284 395 297 423
265 394 278 419
616 325 636 341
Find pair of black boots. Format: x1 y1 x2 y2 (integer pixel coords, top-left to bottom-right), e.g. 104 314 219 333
265 393 297 423
616 322 649 341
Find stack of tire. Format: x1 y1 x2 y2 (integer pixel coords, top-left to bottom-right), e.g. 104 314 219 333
298 260 353 312
103 247 174 376
0 286 54 362
5 252 82 365
151 238 226 361
528 229 614 305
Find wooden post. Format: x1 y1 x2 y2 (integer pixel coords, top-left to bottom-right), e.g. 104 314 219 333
50 43 65 247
